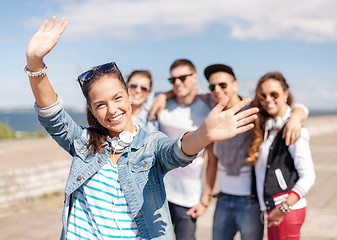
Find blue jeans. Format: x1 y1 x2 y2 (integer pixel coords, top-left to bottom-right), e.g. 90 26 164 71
213 193 264 240
169 201 197 240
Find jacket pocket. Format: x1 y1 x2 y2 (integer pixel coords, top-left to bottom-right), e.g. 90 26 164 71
130 153 159 188
74 139 90 162
130 154 154 172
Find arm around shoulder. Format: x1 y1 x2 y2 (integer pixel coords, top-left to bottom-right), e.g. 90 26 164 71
283 103 310 145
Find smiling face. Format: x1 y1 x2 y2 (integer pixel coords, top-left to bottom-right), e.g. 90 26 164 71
127 74 151 107
259 78 289 118
208 72 239 108
88 75 135 137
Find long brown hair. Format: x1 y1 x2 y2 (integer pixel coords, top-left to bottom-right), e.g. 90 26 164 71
78 66 128 155
246 72 293 166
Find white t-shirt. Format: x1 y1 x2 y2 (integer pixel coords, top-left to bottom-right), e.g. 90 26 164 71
213 134 252 196
212 104 253 196
158 97 211 207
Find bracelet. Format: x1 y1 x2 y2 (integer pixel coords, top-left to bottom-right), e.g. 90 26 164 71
279 200 291 215
279 203 288 215
24 64 48 78
282 200 292 210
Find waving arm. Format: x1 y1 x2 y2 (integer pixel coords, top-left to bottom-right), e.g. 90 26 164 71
26 16 68 107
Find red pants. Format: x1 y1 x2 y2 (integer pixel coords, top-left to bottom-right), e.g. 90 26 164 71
267 207 306 240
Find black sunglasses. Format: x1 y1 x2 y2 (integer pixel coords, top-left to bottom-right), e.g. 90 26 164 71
209 82 227 92
128 83 150 93
168 73 193 84
78 62 117 86
260 91 280 100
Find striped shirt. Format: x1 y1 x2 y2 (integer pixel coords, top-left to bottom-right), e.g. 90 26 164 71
66 160 140 240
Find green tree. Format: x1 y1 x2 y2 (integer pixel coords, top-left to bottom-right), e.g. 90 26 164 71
0 121 16 139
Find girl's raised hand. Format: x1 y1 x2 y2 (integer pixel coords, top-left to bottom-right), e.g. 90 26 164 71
26 16 68 67
203 98 258 142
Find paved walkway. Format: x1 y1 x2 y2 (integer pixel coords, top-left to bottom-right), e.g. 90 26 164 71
0 127 337 239
195 131 337 240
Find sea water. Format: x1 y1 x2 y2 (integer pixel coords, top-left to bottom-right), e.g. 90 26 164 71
0 110 87 132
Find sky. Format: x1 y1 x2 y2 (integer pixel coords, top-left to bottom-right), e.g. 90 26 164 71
1 0 337 111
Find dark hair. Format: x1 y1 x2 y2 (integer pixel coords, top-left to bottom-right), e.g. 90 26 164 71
78 66 128 155
127 70 152 90
246 72 294 166
170 59 196 73
204 64 236 81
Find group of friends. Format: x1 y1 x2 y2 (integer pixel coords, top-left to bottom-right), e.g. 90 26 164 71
25 17 315 240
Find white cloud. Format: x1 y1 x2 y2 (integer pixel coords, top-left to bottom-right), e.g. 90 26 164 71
24 0 337 43
290 76 337 109
319 89 337 99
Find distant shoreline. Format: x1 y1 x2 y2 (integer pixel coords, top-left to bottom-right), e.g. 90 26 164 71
309 109 337 117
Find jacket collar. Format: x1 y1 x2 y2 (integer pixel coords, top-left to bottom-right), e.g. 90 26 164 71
85 125 149 151
130 126 149 150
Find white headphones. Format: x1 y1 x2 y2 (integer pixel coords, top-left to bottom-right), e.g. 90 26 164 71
106 125 138 153
266 116 284 131
264 116 284 141
265 116 284 131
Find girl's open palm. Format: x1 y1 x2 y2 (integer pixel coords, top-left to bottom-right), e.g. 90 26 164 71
203 98 258 142
26 16 68 61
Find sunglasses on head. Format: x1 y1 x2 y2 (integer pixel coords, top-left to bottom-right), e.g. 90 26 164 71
128 83 150 93
209 82 227 92
78 62 117 86
260 91 280 100
168 73 193 84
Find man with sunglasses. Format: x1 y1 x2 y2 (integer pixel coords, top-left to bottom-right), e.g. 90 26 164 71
156 59 216 240
203 64 309 240
202 64 263 240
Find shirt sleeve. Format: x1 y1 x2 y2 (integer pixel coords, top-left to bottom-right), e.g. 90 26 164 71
34 94 84 156
34 94 63 118
293 102 309 119
173 132 202 160
152 131 200 175
196 86 217 108
288 128 316 199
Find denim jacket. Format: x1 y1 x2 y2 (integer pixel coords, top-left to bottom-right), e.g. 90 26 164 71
35 96 197 240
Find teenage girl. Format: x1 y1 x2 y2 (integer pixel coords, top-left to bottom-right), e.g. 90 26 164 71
25 17 258 240
247 72 315 240
126 70 159 132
